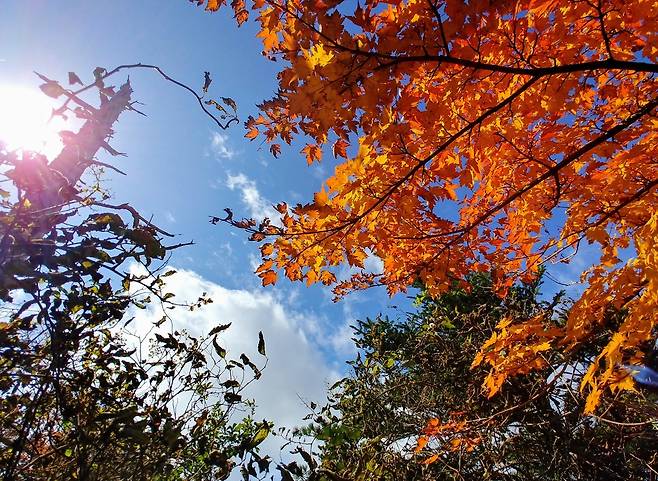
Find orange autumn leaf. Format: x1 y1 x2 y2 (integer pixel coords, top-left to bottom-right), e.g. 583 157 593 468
245 126 259 140
260 243 274 256
260 269 277 286
415 435 428 453
314 188 328 207
197 0 224 11
332 138 349 159
257 29 279 52
301 143 322 165
269 143 281 158
421 454 439 465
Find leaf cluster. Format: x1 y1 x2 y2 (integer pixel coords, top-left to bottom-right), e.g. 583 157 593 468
200 0 658 411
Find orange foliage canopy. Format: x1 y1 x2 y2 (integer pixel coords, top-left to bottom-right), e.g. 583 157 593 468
196 0 658 411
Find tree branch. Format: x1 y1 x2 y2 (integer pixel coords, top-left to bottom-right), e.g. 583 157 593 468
64 63 238 131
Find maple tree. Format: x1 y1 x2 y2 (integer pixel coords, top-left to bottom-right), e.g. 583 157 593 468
198 0 657 411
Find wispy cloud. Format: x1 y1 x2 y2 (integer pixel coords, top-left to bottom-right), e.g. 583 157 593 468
226 173 279 222
210 132 238 160
164 211 176 224
328 319 358 357
311 163 327 180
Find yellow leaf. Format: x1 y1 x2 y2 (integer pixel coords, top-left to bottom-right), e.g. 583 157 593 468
531 341 551 353
584 387 602 414
305 43 335 68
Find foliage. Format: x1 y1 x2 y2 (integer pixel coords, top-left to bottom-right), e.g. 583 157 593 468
280 274 658 480
0 69 270 481
198 0 658 411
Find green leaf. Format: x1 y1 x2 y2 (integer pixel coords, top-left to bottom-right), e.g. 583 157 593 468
440 319 456 329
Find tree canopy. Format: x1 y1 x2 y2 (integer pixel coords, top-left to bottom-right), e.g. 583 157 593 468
281 274 658 480
197 0 658 412
2 3 658 479
0 68 269 481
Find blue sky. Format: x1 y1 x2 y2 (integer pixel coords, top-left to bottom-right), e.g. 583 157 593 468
0 0 402 459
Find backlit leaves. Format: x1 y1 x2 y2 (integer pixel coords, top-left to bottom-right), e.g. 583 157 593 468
0 68 270 481
201 0 658 411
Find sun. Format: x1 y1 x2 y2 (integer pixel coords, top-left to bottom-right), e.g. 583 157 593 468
0 84 69 159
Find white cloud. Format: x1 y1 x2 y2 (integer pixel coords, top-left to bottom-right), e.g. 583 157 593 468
311 163 327 180
364 254 384 275
210 132 238 160
164 211 176 224
205 243 236 271
248 252 260 271
226 173 279 222
129 267 340 455
328 319 357 357
216 241 234 259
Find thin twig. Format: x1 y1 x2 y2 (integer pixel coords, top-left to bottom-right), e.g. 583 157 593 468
63 63 239 130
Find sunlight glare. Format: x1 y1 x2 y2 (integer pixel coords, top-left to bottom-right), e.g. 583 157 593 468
0 84 69 159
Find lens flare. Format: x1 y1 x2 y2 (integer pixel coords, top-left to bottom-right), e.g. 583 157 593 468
0 84 69 159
